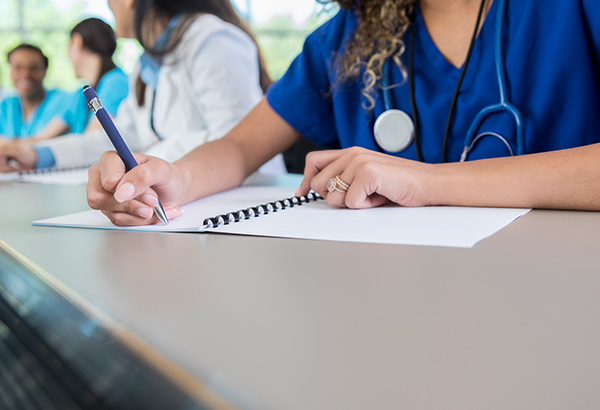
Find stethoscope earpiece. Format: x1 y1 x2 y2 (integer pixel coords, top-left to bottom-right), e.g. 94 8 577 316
373 109 414 153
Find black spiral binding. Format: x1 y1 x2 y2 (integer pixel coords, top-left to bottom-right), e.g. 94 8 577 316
202 191 323 229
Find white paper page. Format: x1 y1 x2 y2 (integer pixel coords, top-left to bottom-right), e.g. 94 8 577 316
0 168 89 185
33 186 530 248
214 201 530 247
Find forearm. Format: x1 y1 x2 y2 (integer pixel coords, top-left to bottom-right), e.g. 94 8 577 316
44 129 113 168
83 117 102 133
30 119 69 143
173 98 301 205
429 143 600 210
173 137 250 204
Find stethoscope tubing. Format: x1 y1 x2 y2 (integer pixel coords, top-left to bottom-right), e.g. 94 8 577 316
379 0 525 160
463 0 524 156
382 59 393 111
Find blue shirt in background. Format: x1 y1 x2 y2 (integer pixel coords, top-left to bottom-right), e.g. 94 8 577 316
266 0 600 163
0 89 69 139
61 67 128 134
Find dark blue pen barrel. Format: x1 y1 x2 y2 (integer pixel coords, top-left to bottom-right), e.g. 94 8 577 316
95 108 138 171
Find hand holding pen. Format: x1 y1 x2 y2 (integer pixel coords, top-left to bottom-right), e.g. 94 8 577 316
83 85 171 225
87 150 185 226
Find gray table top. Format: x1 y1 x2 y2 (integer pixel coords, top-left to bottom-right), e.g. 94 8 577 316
2 177 600 410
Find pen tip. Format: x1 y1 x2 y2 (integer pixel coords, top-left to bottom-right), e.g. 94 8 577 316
154 203 169 226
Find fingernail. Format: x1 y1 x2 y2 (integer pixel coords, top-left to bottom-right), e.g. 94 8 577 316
114 182 135 203
142 194 158 207
137 207 153 219
166 207 184 219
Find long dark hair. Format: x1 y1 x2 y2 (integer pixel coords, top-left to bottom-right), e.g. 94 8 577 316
71 18 118 91
133 0 271 106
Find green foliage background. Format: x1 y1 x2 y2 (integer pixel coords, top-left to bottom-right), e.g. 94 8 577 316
255 11 333 80
0 0 336 95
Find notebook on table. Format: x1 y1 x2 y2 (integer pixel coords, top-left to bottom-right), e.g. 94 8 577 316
32 186 530 248
0 165 89 185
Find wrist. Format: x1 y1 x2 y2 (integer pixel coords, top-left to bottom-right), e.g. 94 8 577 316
174 160 194 205
32 145 54 169
424 162 464 207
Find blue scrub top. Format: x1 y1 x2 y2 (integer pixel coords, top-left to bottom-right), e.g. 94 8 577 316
0 89 69 139
61 67 129 134
267 0 600 163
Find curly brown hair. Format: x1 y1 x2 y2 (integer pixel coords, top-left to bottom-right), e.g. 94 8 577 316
322 0 416 108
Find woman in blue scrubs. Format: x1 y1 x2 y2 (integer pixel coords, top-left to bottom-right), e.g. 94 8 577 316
30 18 128 141
85 0 600 225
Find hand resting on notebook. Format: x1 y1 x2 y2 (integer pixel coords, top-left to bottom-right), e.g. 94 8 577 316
296 147 433 209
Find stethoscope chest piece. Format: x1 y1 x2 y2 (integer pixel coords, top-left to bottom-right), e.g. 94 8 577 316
373 109 415 153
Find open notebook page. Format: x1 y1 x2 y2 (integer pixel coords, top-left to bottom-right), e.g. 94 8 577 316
33 186 530 248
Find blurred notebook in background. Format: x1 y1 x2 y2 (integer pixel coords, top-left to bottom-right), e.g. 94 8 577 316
0 165 89 185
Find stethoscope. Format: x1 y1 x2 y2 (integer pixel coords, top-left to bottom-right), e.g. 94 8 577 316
373 0 524 162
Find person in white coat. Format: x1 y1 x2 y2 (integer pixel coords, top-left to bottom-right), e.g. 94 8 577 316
0 0 284 173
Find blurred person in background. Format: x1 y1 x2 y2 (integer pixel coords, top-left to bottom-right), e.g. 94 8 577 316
29 17 128 143
0 0 284 173
0 66 5 102
0 44 68 139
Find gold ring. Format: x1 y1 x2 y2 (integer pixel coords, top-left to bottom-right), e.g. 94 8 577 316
327 175 350 193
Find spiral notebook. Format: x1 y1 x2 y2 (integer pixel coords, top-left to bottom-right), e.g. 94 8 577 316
0 165 89 185
32 186 530 248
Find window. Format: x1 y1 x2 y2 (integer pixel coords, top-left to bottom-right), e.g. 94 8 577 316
0 0 336 92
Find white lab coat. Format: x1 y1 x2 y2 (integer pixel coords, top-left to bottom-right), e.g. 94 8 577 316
44 14 285 173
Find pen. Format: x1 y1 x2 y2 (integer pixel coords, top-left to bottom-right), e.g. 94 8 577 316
83 85 169 225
